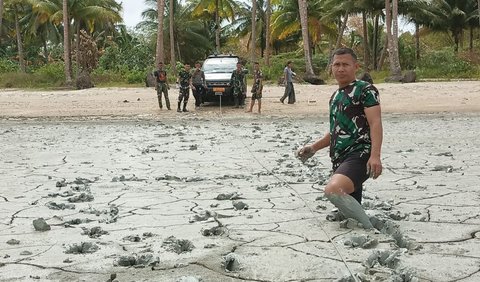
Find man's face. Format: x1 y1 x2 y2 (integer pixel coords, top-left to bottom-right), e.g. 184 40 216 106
185 64 191 71
158 63 164 69
254 64 259 71
195 63 201 70
331 54 359 87
236 63 242 71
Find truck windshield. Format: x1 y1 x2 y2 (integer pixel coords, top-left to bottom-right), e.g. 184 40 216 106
203 57 238 74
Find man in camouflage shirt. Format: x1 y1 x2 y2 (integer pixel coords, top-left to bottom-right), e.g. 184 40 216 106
247 62 263 114
230 62 246 108
153 62 171 110
297 48 383 229
176 63 194 112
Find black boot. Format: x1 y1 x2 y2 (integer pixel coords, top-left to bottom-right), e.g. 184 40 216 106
157 97 163 109
166 98 171 110
183 103 188 112
177 102 182 112
234 96 239 108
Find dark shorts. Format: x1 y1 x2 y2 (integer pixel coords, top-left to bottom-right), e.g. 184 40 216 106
332 153 369 203
251 93 262 100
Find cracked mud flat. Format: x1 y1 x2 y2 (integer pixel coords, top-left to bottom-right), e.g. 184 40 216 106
1 113 480 282
1 82 480 281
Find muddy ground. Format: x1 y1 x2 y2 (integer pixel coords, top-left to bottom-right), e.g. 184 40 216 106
1 82 480 282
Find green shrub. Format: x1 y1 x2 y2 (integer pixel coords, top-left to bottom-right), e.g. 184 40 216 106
0 72 36 88
35 62 65 83
417 48 474 78
0 58 19 73
125 69 145 84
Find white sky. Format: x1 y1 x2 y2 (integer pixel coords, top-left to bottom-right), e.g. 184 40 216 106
119 0 414 32
120 0 146 28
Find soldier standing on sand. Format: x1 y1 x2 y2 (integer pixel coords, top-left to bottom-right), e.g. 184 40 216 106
230 62 246 108
192 62 206 109
153 62 171 110
247 62 263 114
177 63 194 112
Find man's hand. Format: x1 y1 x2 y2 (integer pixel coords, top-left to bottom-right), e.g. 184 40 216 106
366 155 382 179
296 145 316 163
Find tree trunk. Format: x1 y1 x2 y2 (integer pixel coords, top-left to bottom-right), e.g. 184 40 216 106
75 23 80 76
156 0 165 65
377 35 388 71
14 5 26 73
297 0 314 76
0 0 4 38
478 0 480 26
335 14 349 49
264 0 271 66
373 15 379 70
469 26 473 51
390 0 401 76
63 0 72 83
251 0 257 64
215 0 220 53
415 23 420 60
169 0 176 75
385 0 401 80
362 12 370 70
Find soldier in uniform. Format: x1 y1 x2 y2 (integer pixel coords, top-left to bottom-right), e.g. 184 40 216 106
192 62 206 109
247 62 263 114
296 48 383 229
176 63 194 112
153 62 171 110
230 62 246 108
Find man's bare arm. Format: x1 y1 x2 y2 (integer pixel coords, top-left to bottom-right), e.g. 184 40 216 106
365 105 383 179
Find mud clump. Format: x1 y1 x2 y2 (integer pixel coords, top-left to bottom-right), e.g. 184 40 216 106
215 192 242 200
33 218 51 231
116 253 159 267
65 242 99 254
162 236 195 254
344 235 378 249
68 192 94 203
46 202 76 210
6 239 20 245
189 210 215 223
81 226 109 238
223 253 241 272
201 226 227 236
232 201 248 210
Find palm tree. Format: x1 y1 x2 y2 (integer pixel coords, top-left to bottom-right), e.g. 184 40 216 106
251 0 257 63
169 0 175 73
14 6 26 72
156 0 165 65
478 0 480 25
138 0 213 63
63 0 72 83
0 0 4 37
264 0 271 65
385 0 401 80
191 0 240 53
425 0 479 53
297 0 314 76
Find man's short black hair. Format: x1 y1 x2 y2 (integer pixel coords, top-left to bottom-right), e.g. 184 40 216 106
333 48 357 61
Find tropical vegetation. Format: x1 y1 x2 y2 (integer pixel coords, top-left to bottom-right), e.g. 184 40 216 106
0 0 479 88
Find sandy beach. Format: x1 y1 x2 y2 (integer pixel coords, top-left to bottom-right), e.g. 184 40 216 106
1 81 480 282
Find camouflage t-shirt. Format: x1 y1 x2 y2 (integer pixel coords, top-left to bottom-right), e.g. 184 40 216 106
230 70 245 95
251 69 263 94
329 79 380 163
178 70 192 89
